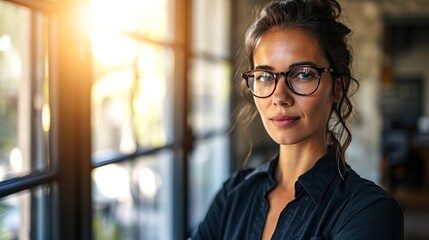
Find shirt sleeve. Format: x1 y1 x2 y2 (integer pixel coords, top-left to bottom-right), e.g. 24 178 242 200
332 196 404 240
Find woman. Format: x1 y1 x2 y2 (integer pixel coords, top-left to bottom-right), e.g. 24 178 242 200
192 0 404 239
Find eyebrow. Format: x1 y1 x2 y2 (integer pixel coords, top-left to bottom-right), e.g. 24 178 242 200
254 65 274 70
289 61 318 68
254 61 318 71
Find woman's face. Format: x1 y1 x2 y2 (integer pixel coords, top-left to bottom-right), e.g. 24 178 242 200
252 28 338 147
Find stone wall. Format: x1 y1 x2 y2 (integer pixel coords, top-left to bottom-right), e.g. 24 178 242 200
342 0 429 182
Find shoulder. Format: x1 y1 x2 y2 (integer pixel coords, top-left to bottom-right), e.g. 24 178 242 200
218 167 261 196
342 169 401 213
344 169 398 206
219 158 276 196
332 169 404 239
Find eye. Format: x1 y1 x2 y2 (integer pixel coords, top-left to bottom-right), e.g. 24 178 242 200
290 67 317 80
254 71 275 82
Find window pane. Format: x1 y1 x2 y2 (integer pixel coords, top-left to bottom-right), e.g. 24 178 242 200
192 0 230 57
91 0 174 42
189 135 230 230
0 185 51 240
91 32 138 156
92 67 137 156
91 41 173 158
134 43 173 147
92 151 173 240
0 1 50 180
190 59 230 136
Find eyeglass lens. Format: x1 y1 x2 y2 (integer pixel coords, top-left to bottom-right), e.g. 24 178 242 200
246 66 321 97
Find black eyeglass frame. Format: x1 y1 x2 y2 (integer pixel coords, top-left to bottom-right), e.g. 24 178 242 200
241 65 334 98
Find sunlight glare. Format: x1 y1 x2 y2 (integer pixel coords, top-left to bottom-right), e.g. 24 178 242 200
0 34 11 52
91 0 170 38
92 70 134 104
91 31 137 66
91 0 139 32
9 147 23 172
93 164 130 201
140 74 166 102
138 167 162 199
42 103 51 132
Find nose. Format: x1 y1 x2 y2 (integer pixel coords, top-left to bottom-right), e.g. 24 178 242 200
272 76 293 106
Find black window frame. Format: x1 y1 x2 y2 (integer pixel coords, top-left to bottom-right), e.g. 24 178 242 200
0 0 234 239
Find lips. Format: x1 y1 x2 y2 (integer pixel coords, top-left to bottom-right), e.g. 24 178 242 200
269 115 300 128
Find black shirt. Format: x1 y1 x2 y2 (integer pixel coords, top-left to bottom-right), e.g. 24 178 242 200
191 147 404 239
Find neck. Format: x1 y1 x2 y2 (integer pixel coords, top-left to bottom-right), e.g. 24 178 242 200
275 143 328 190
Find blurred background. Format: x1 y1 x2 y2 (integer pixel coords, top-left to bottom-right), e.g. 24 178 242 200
0 0 428 239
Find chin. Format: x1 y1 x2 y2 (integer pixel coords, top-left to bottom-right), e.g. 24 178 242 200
271 136 302 146
267 130 305 145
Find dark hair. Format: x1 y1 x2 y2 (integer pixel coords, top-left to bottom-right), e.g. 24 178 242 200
236 0 358 172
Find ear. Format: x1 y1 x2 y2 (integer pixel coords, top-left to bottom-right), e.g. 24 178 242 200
333 76 347 102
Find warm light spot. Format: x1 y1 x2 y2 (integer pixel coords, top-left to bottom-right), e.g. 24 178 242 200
91 0 140 32
91 31 137 66
138 167 161 198
9 147 23 172
133 95 149 116
140 74 166 102
92 70 134 104
91 0 170 39
93 164 130 201
0 35 11 52
9 48 22 79
0 168 5 181
42 103 50 132
119 128 137 154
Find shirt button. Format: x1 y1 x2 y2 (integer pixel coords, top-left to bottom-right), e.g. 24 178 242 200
305 195 310 201
296 183 302 191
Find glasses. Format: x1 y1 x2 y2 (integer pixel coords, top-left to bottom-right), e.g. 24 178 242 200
241 65 334 98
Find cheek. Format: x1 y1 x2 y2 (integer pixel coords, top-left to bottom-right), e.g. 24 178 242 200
254 98 271 126
313 83 336 110
254 98 265 115
300 93 334 119
316 100 334 122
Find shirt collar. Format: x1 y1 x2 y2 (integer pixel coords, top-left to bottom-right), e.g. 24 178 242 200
244 154 278 181
298 146 339 204
243 146 340 204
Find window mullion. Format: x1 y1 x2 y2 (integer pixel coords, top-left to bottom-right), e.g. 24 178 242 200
172 0 193 238
53 0 92 239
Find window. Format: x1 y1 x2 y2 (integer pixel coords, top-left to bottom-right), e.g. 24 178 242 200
188 0 231 230
0 0 232 239
90 0 232 238
90 0 179 239
0 1 52 239
0 0 95 238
